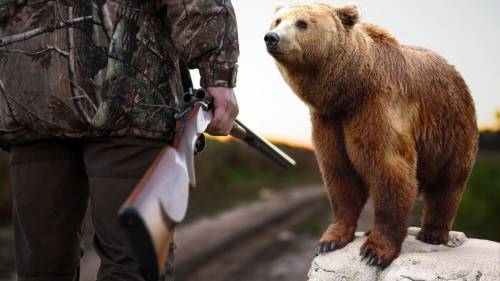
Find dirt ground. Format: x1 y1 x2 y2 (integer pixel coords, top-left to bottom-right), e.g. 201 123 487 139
231 203 374 281
3 188 380 281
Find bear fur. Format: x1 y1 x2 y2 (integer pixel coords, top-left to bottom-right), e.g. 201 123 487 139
266 3 478 267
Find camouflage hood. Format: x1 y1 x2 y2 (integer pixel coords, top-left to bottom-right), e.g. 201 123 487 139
0 0 239 147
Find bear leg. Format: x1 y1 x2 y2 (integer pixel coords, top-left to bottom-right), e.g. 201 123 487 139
315 169 368 255
311 113 368 255
360 171 417 268
417 160 471 245
343 108 419 268
359 158 418 268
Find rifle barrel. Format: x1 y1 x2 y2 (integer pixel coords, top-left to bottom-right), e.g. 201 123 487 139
231 119 296 169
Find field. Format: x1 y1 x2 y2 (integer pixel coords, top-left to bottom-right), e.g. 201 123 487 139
0 138 322 278
0 138 498 279
0 139 498 236
0 139 323 224
187 138 322 220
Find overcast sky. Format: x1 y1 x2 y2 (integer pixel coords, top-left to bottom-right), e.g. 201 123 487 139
194 0 500 146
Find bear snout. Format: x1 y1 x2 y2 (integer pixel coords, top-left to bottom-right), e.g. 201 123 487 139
264 32 280 49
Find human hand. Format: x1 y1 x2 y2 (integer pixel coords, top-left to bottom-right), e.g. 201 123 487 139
206 87 239 136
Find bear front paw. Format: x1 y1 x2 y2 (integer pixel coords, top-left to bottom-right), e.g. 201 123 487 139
315 240 343 255
359 235 399 269
315 223 356 256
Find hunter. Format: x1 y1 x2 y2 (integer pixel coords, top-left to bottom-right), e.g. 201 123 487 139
0 0 239 280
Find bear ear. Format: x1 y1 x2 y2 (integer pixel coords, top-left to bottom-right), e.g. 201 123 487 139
274 3 286 13
337 3 360 27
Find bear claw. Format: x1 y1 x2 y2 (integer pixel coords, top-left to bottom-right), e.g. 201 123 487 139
359 241 393 269
359 244 371 259
367 255 379 266
315 240 342 256
416 230 447 245
360 252 389 268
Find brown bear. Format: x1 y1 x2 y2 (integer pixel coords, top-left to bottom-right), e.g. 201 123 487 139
265 3 478 268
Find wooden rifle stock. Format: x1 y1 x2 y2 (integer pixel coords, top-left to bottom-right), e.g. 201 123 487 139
118 89 296 281
119 100 211 281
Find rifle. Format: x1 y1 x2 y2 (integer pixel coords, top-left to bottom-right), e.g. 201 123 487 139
118 88 296 281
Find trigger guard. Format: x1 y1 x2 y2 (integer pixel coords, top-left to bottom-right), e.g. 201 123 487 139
194 134 206 155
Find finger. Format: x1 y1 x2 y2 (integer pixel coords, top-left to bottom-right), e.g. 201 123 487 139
217 105 233 135
223 96 238 126
207 109 222 133
208 95 224 130
206 88 238 136
208 107 228 136
218 98 235 130
222 104 239 135
207 118 223 135
227 97 239 127
230 99 239 119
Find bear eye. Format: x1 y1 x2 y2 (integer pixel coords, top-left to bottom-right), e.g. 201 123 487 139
275 18 282 26
296 20 308 30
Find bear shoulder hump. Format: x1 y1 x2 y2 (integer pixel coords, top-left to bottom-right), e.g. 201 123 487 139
362 23 399 46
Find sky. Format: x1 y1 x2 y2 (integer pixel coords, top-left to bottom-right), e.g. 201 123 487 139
193 0 500 146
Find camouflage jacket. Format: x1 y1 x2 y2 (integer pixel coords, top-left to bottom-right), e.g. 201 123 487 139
0 0 239 147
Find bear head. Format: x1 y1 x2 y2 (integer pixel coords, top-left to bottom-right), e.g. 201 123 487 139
265 3 360 67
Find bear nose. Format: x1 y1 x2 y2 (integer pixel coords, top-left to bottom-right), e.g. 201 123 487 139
264 32 280 48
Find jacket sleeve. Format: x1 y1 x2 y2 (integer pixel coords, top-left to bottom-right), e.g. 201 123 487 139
158 0 239 88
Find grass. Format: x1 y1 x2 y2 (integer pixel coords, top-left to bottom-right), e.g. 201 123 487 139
186 139 322 220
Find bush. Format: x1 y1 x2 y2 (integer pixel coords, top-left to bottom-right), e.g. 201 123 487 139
454 153 500 241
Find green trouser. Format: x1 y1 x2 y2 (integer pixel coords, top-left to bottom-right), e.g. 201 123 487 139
9 137 174 281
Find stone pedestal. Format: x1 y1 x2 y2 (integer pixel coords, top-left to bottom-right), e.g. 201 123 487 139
308 227 500 281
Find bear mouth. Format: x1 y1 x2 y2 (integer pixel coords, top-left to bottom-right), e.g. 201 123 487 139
267 47 283 57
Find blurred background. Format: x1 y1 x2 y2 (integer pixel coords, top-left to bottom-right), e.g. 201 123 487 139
1 0 499 280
